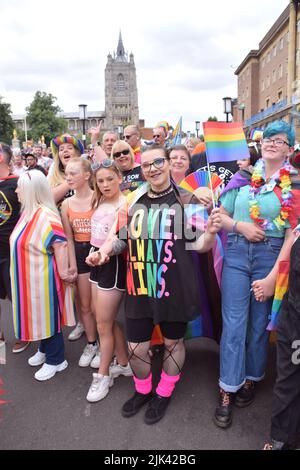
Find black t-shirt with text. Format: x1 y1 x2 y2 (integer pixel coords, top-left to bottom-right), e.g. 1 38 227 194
187 151 238 188
0 176 20 258
124 190 202 324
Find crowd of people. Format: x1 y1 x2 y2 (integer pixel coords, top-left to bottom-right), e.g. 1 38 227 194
0 119 299 449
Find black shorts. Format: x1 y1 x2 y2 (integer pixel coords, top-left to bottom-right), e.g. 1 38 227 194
90 254 126 291
0 258 11 300
74 241 91 275
125 317 187 343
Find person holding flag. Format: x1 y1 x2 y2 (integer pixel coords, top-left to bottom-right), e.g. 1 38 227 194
213 120 298 429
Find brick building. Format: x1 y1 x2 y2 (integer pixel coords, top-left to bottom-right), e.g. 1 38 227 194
235 0 300 139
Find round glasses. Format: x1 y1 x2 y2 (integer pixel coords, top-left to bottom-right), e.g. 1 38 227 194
140 157 166 172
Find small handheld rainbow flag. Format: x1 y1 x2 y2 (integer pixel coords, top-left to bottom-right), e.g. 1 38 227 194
203 121 249 164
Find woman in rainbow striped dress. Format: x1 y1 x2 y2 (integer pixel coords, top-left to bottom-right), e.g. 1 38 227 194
10 170 76 381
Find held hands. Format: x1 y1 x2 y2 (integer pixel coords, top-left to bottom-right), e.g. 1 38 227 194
85 249 110 266
61 268 77 284
238 221 265 242
207 207 222 234
252 277 275 302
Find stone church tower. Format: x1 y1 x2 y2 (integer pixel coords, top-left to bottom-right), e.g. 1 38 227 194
105 32 139 131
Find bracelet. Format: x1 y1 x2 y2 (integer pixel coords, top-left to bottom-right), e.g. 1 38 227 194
232 220 239 233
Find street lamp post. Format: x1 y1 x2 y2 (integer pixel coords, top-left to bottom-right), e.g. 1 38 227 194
195 121 200 138
78 104 87 149
223 97 233 122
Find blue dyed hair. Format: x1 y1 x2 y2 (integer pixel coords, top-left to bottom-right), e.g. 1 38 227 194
263 120 295 147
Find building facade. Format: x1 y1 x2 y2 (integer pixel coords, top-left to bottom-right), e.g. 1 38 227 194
12 33 140 138
235 1 300 138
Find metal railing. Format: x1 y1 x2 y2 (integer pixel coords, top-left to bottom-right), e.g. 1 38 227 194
245 98 288 127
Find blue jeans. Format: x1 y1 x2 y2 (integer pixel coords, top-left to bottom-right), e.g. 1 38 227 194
39 331 65 365
219 234 283 392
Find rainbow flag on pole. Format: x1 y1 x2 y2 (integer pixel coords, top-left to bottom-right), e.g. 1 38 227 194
203 121 249 163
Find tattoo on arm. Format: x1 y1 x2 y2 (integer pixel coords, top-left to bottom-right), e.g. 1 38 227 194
110 239 127 255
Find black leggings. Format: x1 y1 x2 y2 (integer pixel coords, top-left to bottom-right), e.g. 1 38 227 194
126 317 187 342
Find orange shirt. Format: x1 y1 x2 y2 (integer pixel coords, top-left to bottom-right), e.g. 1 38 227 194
67 207 94 242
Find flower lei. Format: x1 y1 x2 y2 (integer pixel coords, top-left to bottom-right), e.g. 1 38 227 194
249 159 293 231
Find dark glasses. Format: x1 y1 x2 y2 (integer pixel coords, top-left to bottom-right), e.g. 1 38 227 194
153 135 161 139
113 149 130 159
92 159 116 171
124 135 133 140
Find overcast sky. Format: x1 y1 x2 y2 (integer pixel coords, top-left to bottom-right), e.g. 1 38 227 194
0 0 289 133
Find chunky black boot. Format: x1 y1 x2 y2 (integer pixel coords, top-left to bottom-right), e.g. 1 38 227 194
213 388 235 429
122 391 153 418
235 379 255 408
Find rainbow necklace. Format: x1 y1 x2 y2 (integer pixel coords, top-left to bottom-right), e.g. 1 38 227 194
249 159 293 231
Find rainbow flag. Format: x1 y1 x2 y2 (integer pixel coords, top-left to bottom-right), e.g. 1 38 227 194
249 128 263 141
203 122 249 163
267 260 290 331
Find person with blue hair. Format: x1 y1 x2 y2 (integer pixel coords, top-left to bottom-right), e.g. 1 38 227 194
214 120 299 429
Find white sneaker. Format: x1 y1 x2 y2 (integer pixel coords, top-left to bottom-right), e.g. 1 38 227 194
68 322 85 341
78 343 98 367
110 360 133 379
28 350 46 367
90 351 101 369
86 373 114 402
34 360 68 381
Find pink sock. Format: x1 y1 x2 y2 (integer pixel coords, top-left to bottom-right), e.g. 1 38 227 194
156 370 181 398
134 373 152 395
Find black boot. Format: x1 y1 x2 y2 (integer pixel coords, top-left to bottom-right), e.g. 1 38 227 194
122 391 153 418
235 379 255 408
213 388 235 429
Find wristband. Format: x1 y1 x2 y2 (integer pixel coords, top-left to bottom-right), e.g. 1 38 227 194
232 220 239 233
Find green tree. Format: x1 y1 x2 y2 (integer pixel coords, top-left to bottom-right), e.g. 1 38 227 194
26 91 67 145
0 96 14 144
207 116 218 121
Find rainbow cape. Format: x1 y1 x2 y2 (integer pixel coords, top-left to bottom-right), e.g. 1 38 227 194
203 121 249 164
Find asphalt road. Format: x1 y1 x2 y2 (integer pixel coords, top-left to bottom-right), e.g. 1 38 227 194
0 298 276 450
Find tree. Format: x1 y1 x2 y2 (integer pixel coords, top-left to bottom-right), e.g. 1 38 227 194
207 116 218 121
26 91 67 145
0 96 14 144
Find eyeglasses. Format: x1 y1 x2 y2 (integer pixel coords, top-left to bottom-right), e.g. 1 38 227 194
141 157 166 172
261 138 289 147
92 159 116 171
124 135 134 140
153 135 161 139
113 149 130 159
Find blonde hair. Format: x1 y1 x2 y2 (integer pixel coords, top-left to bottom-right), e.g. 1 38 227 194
18 170 58 221
49 146 81 188
111 140 135 163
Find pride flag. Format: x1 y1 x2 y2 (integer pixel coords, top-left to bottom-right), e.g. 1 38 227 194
203 121 249 164
170 117 182 146
267 260 290 331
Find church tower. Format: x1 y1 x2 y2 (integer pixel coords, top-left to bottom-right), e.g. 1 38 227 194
105 32 139 131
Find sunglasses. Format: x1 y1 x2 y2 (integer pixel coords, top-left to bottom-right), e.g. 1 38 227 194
153 135 161 139
92 159 117 171
124 135 134 140
113 149 130 159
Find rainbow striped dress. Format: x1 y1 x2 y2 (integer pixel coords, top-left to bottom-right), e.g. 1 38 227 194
10 206 75 341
